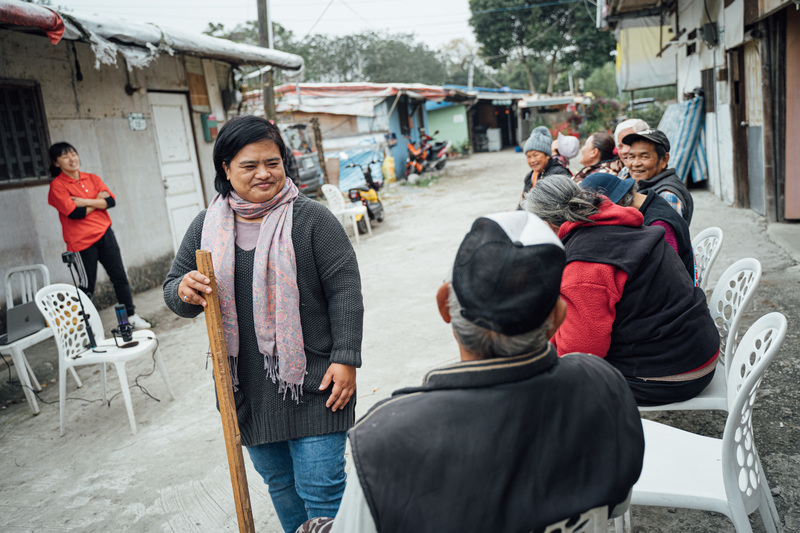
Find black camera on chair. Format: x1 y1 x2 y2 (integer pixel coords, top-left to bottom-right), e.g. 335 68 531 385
112 304 134 343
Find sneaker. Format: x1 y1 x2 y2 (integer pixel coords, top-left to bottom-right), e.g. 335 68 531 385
128 314 152 329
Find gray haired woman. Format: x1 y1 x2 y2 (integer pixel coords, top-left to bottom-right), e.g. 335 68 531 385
521 175 719 407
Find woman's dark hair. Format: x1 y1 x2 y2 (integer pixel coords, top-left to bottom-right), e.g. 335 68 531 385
48 142 77 177
591 132 617 162
212 115 287 196
618 179 639 207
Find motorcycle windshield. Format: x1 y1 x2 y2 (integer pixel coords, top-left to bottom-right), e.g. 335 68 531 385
337 148 384 192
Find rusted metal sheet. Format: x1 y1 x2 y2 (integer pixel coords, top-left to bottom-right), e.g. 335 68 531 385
758 0 793 20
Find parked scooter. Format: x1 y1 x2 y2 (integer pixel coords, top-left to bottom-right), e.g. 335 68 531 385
404 129 451 177
346 157 385 234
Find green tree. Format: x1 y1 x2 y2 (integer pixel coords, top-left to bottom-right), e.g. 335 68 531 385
203 21 258 45
584 62 618 98
468 0 616 93
205 22 448 85
362 33 446 84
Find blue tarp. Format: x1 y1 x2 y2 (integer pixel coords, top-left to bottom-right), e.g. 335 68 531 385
658 96 708 184
337 147 383 192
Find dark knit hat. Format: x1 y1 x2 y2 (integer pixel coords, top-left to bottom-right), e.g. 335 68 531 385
580 172 636 204
452 211 565 336
523 126 552 156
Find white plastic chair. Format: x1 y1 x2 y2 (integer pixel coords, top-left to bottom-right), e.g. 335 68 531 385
693 226 723 291
639 258 762 413
35 283 175 435
321 183 371 244
619 312 786 533
542 506 609 533
0 265 57 415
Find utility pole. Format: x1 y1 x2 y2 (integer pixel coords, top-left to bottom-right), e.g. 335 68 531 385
257 0 276 120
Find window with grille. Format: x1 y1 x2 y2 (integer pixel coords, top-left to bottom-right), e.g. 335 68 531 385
0 81 51 188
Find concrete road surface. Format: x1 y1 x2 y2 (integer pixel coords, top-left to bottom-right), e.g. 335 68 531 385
1 150 798 532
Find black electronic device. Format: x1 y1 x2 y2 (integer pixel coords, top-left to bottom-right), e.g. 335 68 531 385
61 250 97 349
61 251 78 265
111 304 134 344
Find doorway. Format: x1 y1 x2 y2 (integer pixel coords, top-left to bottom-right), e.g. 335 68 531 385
148 92 205 253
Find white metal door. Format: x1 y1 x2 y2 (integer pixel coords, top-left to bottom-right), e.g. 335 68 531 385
149 92 205 253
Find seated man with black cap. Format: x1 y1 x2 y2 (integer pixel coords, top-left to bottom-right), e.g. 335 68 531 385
322 211 644 533
622 128 694 225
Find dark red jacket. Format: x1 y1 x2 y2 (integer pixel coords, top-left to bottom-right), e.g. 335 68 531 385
553 200 718 378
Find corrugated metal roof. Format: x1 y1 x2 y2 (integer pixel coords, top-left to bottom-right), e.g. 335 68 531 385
276 83 465 101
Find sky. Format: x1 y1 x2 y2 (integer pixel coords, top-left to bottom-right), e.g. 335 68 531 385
57 0 476 50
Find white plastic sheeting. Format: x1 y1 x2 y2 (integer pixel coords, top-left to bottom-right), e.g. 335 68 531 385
614 17 677 91
55 8 303 72
277 94 381 117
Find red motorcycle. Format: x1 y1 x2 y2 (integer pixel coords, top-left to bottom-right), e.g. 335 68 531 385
404 129 450 177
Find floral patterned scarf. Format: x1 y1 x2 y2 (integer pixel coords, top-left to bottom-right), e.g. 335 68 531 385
201 179 305 400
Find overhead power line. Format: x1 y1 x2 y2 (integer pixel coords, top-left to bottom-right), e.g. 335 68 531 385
304 0 337 39
338 0 372 25
472 0 582 16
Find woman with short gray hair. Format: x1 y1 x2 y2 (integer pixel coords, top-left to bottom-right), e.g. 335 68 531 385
521 175 720 407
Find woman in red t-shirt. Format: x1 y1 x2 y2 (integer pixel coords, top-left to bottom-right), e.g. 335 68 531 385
47 143 150 329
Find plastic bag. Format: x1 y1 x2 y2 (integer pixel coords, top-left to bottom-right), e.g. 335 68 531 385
382 156 396 184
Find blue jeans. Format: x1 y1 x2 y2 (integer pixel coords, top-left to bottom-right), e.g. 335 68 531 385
247 432 347 533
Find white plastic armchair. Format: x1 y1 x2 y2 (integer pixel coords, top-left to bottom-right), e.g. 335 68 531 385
1 265 57 415
618 312 786 533
543 506 609 533
35 283 175 435
321 184 371 244
639 258 762 413
692 226 723 291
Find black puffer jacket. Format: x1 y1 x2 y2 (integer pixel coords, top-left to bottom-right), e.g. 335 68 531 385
522 157 571 194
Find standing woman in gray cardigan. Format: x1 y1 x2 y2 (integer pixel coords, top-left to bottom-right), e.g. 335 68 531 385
163 115 363 533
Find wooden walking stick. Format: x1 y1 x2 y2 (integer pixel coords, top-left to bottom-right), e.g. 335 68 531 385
196 250 256 533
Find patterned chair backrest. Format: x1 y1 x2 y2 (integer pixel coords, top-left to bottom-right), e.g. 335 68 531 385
707 258 761 369
36 284 104 361
721 312 786 515
692 226 723 291
321 184 347 214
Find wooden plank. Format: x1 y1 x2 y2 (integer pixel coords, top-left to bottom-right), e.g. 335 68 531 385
728 48 750 208
785 7 800 219
760 21 777 222
195 250 256 533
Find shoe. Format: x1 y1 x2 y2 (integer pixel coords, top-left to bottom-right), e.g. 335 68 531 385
128 314 152 329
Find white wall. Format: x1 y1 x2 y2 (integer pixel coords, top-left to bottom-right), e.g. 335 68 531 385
0 31 204 305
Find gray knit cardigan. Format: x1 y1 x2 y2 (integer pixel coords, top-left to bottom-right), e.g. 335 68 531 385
163 195 364 446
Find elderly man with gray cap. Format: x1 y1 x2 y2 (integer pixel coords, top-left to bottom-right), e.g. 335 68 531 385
623 128 694 224
320 211 644 533
522 126 571 195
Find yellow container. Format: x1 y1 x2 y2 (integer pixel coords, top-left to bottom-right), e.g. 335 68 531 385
382 156 396 184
